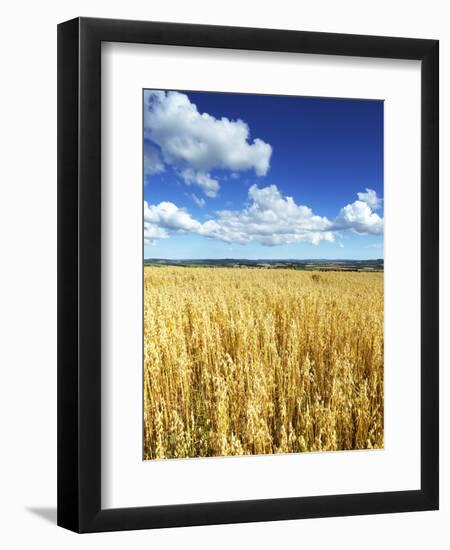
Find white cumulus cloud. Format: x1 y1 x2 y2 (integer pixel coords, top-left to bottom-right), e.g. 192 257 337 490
144 185 334 246
199 184 334 246
144 200 201 244
357 188 383 210
335 190 383 235
144 186 384 247
144 224 169 243
144 91 272 197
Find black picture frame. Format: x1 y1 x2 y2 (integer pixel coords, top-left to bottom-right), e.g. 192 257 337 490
57 17 439 533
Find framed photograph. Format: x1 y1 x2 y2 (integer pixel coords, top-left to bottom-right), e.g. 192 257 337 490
57 17 439 533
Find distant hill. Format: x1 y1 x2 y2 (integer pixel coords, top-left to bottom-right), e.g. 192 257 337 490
143 258 384 272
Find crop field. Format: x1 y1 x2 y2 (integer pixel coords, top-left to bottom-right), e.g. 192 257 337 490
143 266 384 460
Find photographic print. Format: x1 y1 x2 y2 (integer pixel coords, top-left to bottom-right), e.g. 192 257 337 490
143 90 384 460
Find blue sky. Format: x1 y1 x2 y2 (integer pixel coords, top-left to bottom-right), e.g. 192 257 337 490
143 90 384 259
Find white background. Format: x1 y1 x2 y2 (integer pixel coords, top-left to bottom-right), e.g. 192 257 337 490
0 1 448 548
102 43 421 508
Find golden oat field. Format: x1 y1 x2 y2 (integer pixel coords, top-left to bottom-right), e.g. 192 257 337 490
143 266 384 459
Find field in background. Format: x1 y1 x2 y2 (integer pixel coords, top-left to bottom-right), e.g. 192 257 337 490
143 266 384 459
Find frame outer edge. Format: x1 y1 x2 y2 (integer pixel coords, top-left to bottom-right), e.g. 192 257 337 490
420 40 439 509
57 17 81 532
77 17 103 532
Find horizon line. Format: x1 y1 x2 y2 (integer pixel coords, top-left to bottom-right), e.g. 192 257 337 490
144 257 384 262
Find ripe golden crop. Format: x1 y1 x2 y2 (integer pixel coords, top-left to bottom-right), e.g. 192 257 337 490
143 266 384 459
